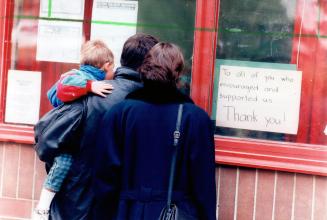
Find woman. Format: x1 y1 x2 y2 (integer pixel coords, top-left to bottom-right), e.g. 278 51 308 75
92 42 216 219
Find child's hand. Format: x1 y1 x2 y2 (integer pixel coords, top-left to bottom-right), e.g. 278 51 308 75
91 81 114 97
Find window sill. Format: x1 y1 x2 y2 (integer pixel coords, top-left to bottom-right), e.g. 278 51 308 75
0 123 34 144
215 136 327 176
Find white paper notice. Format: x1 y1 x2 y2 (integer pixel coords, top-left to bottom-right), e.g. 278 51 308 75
36 20 83 63
324 125 327 135
40 0 85 19
91 0 138 68
216 65 302 134
5 70 41 125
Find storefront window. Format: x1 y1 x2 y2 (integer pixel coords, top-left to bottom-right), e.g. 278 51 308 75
213 0 327 145
6 0 196 125
137 1 196 95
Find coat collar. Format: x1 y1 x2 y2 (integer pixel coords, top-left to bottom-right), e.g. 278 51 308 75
114 66 141 82
126 84 194 104
79 65 106 81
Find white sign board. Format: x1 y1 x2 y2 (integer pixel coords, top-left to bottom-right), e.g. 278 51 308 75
216 65 302 134
5 70 42 125
91 0 138 68
40 0 85 19
36 20 83 63
36 0 84 63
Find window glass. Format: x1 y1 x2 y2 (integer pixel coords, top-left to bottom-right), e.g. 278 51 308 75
7 0 196 125
137 1 196 95
213 0 327 145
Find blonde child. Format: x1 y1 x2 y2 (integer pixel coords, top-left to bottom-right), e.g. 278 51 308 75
33 40 114 220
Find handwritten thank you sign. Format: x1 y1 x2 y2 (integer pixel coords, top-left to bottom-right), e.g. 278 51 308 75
216 65 302 134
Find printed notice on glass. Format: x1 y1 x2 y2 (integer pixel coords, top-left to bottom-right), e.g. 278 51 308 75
216 65 302 134
40 0 85 19
36 20 83 63
91 0 138 68
5 70 41 125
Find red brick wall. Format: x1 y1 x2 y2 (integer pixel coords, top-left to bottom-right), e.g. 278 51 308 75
0 142 326 220
0 142 46 220
217 166 327 220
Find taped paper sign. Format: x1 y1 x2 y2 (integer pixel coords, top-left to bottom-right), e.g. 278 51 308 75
5 70 41 125
40 0 85 19
36 20 83 63
36 0 84 63
91 0 138 68
216 65 302 134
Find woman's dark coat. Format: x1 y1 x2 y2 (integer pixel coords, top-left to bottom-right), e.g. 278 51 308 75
47 67 143 220
92 87 217 220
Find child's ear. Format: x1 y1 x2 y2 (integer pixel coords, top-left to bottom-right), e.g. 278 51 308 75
104 62 114 72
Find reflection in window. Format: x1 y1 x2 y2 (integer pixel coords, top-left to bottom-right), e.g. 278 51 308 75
8 0 196 121
11 1 40 70
213 0 327 144
217 0 295 62
137 0 196 95
215 0 296 141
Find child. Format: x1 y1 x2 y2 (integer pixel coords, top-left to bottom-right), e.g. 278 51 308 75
33 40 114 220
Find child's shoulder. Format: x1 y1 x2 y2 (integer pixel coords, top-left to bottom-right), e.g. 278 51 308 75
61 69 80 77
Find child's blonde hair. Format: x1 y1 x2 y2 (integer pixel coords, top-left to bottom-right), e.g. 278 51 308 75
80 40 114 69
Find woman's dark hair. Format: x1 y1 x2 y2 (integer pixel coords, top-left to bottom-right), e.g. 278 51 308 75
138 42 185 86
120 33 159 70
